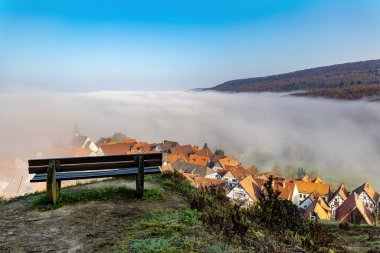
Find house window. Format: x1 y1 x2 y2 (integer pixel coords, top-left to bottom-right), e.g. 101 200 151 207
334 200 339 207
299 194 302 198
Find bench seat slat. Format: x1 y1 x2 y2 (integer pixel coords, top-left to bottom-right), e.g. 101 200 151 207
30 167 161 182
29 159 162 174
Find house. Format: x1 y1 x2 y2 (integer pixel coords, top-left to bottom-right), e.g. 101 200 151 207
336 192 374 225
220 165 248 189
312 177 323 184
304 196 331 220
188 154 209 167
328 184 349 217
130 142 149 152
169 145 195 158
184 173 227 189
171 160 213 177
246 166 259 177
294 181 330 207
278 181 299 206
227 175 262 207
205 171 222 179
297 175 312 182
154 140 179 153
163 153 188 165
299 191 320 210
195 146 213 159
161 164 174 173
70 132 98 155
352 183 379 213
213 156 240 171
99 143 133 155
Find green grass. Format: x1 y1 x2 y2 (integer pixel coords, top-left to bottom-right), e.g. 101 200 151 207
28 186 164 211
119 206 238 253
321 222 380 252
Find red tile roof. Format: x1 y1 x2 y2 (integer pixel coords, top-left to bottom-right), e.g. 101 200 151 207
188 154 209 166
99 143 131 155
217 156 240 169
353 183 379 204
328 184 349 205
246 166 259 177
335 192 374 225
225 165 248 181
239 175 262 202
170 145 195 157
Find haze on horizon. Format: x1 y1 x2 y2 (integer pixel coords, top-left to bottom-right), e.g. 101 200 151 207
1 0 380 92
1 91 380 196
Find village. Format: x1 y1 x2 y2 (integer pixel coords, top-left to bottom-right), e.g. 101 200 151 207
1 130 379 226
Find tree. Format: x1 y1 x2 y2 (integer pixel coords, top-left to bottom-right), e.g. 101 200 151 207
214 149 225 156
111 132 129 143
254 175 306 233
284 165 297 179
202 143 209 150
272 162 283 177
297 167 307 178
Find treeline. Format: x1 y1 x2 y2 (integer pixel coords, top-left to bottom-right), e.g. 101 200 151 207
292 84 380 100
208 59 380 93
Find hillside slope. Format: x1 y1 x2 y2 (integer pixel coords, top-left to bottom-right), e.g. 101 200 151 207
208 59 380 94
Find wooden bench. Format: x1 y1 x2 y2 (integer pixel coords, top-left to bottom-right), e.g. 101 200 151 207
28 153 163 204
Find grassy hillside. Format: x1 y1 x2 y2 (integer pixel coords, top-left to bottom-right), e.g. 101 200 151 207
207 60 380 97
1 174 379 252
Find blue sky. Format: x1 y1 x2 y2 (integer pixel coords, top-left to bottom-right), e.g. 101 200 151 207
0 0 379 91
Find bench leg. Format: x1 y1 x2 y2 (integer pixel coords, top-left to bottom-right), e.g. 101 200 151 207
136 155 144 198
47 160 60 204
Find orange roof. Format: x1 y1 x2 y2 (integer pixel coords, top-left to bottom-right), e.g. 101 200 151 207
353 183 379 204
196 148 213 159
188 154 209 166
294 181 330 196
328 184 349 204
217 156 240 169
336 192 373 225
212 155 224 164
225 165 248 181
304 197 331 220
279 182 297 201
299 175 311 182
165 153 188 164
123 139 137 144
246 166 259 177
170 145 195 157
239 175 262 201
312 177 323 183
99 143 131 155
183 173 226 188
131 142 149 151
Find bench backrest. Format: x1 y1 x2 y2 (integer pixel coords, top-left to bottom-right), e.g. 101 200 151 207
28 153 162 174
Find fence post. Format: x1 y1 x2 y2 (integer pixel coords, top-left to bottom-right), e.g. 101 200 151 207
136 154 144 198
47 160 60 204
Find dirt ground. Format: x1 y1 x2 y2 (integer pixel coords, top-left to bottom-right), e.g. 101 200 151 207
0 179 185 253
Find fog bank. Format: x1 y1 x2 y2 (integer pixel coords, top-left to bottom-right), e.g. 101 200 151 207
1 90 379 195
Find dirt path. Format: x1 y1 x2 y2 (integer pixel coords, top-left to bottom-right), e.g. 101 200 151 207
0 179 185 253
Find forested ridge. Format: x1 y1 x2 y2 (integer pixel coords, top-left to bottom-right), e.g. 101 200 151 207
208 59 380 99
